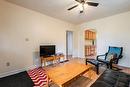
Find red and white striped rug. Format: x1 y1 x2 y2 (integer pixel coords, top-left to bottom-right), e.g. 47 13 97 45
27 67 48 87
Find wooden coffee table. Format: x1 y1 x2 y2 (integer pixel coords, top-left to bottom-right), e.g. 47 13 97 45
45 61 92 87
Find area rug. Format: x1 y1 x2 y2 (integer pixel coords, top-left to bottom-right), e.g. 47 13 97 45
0 71 34 87
27 67 48 87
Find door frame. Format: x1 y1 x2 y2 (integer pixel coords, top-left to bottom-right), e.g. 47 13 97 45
66 31 73 59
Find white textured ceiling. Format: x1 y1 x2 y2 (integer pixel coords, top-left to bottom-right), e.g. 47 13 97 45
6 0 130 24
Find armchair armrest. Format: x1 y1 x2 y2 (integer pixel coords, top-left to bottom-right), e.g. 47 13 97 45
97 53 108 60
119 55 123 59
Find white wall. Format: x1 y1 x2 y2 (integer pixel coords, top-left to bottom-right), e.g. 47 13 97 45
77 11 130 67
0 0 76 76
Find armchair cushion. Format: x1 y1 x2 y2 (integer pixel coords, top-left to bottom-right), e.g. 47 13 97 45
86 59 102 65
108 47 122 58
98 59 109 64
97 54 106 60
106 53 117 61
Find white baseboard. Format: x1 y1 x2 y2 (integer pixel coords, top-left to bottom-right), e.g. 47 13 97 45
0 65 36 78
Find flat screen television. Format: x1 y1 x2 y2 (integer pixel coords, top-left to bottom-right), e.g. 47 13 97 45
40 45 55 57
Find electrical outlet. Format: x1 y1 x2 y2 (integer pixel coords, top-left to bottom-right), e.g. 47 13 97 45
25 38 29 41
6 62 10 67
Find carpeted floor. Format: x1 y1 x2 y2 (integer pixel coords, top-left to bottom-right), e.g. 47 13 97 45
0 71 34 87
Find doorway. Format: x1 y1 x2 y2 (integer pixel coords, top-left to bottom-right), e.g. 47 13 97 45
85 30 97 59
66 31 73 59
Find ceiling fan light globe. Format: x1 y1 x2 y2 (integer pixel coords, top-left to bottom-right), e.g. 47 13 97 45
80 10 83 13
79 4 83 11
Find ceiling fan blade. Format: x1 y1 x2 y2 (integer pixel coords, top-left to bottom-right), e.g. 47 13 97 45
75 0 82 3
87 2 99 7
68 4 78 10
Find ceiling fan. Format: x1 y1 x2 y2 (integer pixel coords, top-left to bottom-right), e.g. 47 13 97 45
67 0 99 13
